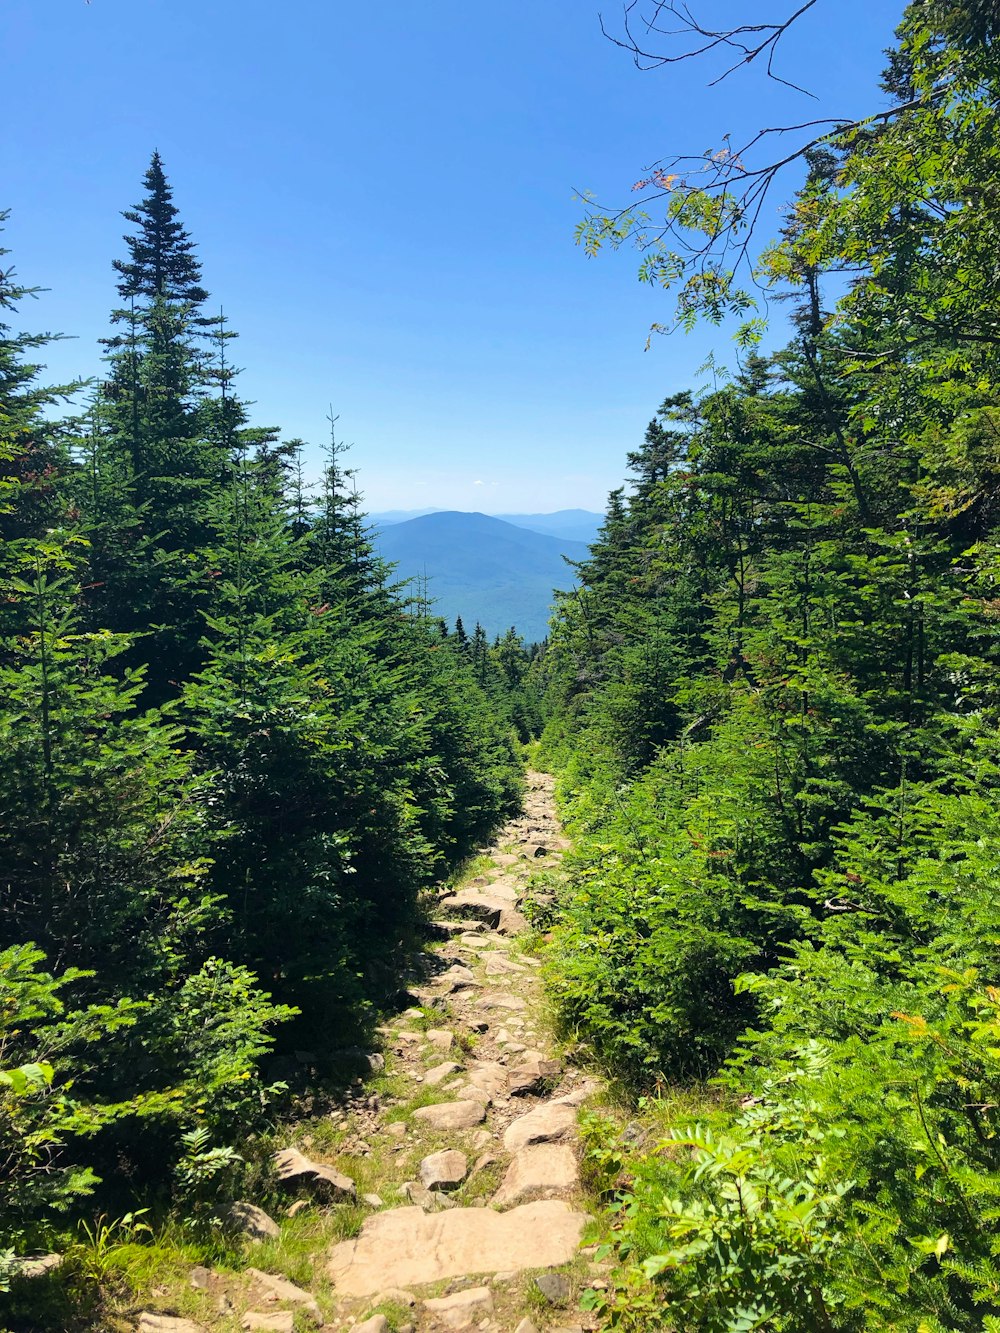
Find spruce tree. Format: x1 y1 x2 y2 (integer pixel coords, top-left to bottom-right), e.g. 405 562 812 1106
86 154 243 698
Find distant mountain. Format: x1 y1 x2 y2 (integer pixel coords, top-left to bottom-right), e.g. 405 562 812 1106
368 508 443 526
369 507 604 546
374 511 587 643
495 509 603 545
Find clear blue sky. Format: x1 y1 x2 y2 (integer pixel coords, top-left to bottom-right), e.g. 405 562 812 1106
5 1 899 513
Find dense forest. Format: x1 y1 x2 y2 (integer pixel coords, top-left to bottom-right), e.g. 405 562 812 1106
534 1 1000 1328
0 154 540 1309
8 0 1000 1329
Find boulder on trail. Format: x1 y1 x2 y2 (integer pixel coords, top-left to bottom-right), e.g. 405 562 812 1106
7 1252 61 1279
497 907 529 935
327 1199 588 1296
241 1315 294 1333
272 1147 355 1203
412 1099 486 1131
493 1143 579 1207
504 1101 577 1154
508 1055 562 1097
439 891 507 926
419 1148 468 1190
424 1060 463 1085
422 1285 494 1329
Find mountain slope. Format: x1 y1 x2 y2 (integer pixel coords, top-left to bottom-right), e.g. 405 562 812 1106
375 511 586 643
496 509 603 544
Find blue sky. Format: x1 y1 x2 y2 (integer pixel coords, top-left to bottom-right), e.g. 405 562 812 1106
6 1 899 512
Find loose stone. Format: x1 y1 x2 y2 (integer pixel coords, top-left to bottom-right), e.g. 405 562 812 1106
422 1286 494 1329
419 1148 468 1190
425 1060 463 1085
535 1271 573 1303
426 1028 455 1051
241 1315 294 1333
354 1318 390 1333
508 1056 562 1097
245 1269 322 1324
272 1147 355 1203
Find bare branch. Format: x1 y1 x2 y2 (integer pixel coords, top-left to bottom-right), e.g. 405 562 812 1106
600 0 822 93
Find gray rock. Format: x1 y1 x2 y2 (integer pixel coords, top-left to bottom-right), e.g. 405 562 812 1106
412 1100 486 1131
419 1149 468 1190
354 1318 390 1333
241 1315 294 1333
497 907 528 935
493 1143 579 1206
504 1101 577 1154
508 1056 562 1097
374 1286 417 1306
328 1200 588 1296
426 1028 455 1051
535 1271 572 1303
7 1252 61 1279
402 1180 435 1208
229 1200 280 1239
245 1268 322 1325
425 1060 463 1085
272 1147 355 1202
422 1285 494 1328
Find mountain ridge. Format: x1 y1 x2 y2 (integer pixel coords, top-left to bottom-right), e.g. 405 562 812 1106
374 511 588 643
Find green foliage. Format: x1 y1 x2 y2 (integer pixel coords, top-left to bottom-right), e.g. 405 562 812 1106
545 4 1000 1327
0 153 523 1316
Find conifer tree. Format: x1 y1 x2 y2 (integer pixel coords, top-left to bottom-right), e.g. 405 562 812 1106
87 154 243 698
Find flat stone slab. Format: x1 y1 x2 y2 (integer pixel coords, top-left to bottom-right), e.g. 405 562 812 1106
494 1143 580 1206
439 892 509 925
328 1200 588 1296
424 1060 463 1085
479 992 527 1012
483 953 526 974
412 1100 486 1130
504 1102 577 1154
467 1060 508 1099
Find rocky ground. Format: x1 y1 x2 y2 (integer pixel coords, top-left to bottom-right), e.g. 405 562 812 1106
133 772 608 1333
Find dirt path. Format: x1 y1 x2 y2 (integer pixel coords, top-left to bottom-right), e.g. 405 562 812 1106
136 772 605 1333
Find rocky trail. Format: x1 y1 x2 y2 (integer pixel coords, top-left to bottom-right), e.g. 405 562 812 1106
135 772 606 1333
